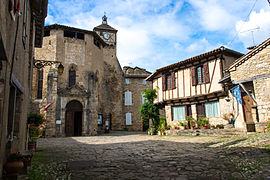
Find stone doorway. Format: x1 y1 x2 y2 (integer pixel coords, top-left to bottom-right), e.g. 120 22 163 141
65 100 83 136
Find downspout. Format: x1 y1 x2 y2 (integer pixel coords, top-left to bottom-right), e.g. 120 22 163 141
86 72 91 135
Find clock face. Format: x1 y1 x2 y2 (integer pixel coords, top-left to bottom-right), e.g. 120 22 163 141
103 33 111 40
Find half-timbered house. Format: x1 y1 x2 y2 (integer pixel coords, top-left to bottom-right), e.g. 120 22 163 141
146 47 243 127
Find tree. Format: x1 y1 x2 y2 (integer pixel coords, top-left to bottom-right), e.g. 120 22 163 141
138 89 159 134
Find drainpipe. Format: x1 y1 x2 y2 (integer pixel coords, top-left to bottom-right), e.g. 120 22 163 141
86 72 91 135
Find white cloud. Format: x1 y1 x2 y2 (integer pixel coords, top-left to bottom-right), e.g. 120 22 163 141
45 0 270 71
236 9 270 48
185 38 215 54
188 0 236 31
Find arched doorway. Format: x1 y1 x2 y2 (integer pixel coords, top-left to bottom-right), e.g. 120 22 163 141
65 100 83 136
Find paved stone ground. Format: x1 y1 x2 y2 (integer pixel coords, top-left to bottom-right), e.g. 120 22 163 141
28 131 270 180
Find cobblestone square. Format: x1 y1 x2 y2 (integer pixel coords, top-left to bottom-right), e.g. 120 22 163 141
30 131 270 180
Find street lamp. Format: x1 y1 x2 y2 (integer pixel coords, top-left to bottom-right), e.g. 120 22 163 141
33 59 64 74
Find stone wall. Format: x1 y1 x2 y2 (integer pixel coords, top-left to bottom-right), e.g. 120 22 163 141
123 67 151 131
230 45 270 81
230 41 270 131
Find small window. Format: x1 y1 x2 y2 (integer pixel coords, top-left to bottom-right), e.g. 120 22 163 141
126 113 132 125
172 106 186 121
142 79 147 85
77 33 84 40
69 68 76 87
205 101 220 117
44 30 50 37
142 93 147 104
196 66 205 84
125 91 132 106
64 30 75 38
98 114 103 125
125 78 130 84
166 74 172 90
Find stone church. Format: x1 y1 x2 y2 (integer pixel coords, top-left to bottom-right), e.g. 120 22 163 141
31 16 151 137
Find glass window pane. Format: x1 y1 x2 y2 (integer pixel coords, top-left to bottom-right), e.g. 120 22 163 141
126 113 132 125
125 78 130 84
197 67 202 84
172 106 186 120
205 101 220 117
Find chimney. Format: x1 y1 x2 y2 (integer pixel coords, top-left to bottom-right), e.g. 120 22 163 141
247 46 256 51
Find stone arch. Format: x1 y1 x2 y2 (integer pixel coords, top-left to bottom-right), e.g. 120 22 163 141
65 100 83 136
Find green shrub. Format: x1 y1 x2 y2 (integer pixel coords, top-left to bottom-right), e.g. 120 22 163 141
28 113 44 126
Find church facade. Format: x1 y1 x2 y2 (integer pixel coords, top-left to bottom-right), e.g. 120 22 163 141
31 16 150 136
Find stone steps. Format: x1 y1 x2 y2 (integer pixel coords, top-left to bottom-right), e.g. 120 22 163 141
166 128 245 136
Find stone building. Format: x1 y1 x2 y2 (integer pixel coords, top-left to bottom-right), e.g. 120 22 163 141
0 0 48 177
226 38 270 132
146 47 243 128
123 66 151 131
32 16 150 137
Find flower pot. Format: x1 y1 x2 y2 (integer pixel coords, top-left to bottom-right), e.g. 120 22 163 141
28 142 35 150
203 126 207 129
4 160 24 175
180 126 185 130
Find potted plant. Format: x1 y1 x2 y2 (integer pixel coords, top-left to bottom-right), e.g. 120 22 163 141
158 117 166 135
28 112 44 126
197 117 209 129
187 116 195 129
178 121 186 130
28 125 42 150
4 152 24 175
210 125 215 130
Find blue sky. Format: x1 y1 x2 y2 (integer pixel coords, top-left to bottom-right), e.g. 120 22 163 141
46 0 270 72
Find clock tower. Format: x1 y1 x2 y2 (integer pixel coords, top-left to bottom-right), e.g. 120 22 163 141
93 15 117 46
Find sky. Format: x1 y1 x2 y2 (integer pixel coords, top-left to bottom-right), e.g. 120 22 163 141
45 0 270 72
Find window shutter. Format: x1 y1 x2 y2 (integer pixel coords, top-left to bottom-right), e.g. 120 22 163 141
162 74 166 91
191 67 197 86
204 63 210 83
171 72 176 89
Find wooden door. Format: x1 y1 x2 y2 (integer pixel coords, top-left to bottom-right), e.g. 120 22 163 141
243 94 255 131
196 103 205 118
65 111 74 137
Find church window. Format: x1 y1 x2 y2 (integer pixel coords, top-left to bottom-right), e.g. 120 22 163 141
69 68 76 87
37 69 43 99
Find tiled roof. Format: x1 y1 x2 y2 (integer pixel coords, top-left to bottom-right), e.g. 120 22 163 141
93 24 117 32
146 46 243 81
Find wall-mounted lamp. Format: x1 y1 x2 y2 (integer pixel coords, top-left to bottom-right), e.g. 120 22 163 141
34 59 64 74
